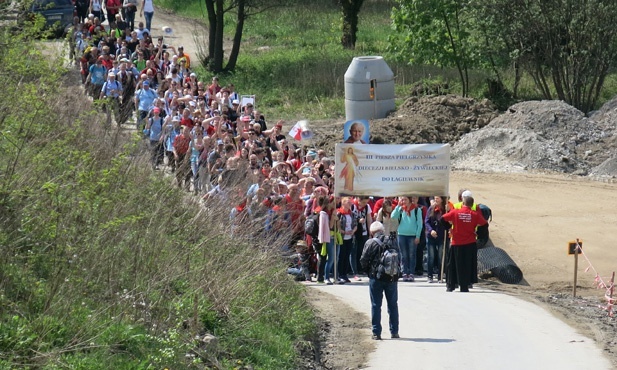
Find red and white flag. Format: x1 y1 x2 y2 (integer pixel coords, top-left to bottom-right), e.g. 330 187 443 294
288 120 314 141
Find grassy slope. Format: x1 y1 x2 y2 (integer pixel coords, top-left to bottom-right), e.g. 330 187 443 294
0 22 315 370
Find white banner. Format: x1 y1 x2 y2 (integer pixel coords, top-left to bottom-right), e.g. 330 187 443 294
334 144 450 197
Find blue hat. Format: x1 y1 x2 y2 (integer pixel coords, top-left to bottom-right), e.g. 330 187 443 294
143 81 150 86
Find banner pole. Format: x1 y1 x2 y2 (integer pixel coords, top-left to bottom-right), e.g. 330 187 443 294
333 217 339 283
440 230 448 283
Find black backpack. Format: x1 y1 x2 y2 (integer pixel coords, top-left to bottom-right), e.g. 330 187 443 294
374 235 401 281
304 213 319 238
477 203 492 222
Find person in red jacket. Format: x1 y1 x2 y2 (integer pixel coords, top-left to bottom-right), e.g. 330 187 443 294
173 125 192 189
442 196 487 292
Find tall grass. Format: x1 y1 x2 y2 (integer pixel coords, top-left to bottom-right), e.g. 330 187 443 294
0 24 315 369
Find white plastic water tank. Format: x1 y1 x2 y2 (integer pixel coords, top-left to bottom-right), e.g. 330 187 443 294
344 56 395 121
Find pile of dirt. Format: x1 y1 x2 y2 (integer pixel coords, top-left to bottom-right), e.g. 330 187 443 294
312 94 500 154
311 94 617 178
451 100 617 177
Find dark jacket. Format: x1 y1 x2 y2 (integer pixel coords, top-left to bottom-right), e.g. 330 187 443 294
425 204 447 243
360 232 400 281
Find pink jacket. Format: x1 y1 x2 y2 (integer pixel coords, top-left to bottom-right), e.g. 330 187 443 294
318 211 331 243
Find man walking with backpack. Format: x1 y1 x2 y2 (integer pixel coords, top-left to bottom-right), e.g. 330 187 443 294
360 221 400 340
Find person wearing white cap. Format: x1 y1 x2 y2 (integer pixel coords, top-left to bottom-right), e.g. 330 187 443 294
442 195 488 292
360 221 401 340
100 71 123 126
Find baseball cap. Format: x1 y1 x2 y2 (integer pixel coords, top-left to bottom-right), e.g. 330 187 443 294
462 190 473 198
172 116 181 122
153 107 160 114
232 99 240 105
241 115 251 122
143 81 149 86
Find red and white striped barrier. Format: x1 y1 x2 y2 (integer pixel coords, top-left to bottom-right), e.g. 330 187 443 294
575 240 615 317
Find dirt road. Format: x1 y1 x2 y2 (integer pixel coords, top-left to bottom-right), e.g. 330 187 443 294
312 280 612 370
307 171 617 369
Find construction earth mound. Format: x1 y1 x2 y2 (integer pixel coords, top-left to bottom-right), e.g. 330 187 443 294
312 94 617 179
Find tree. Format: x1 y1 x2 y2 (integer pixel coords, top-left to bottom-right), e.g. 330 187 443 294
478 0 617 113
391 0 617 112
340 0 365 49
201 0 282 73
391 0 478 96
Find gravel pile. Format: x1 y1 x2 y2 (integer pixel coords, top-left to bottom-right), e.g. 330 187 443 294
452 100 617 178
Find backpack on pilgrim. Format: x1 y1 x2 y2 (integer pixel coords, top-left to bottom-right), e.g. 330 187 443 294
476 203 492 248
304 212 320 239
374 234 401 281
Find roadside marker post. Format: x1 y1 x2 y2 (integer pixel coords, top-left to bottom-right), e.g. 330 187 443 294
568 239 582 297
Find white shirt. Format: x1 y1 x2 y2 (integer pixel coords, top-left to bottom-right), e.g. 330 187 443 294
143 0 154 12
343 214 353 240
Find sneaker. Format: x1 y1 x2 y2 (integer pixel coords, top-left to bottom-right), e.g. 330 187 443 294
372 334 382 340
337 278 347 284
353 275 362 281
326 279 334 285
344 278 352 283
316 280 325 284
427 276 434 283
408 274 415 282
402 274 409 282
391 333 400 339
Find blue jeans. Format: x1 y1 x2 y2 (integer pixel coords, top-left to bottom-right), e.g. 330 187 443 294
144 12 154 32
338 238 353 280
369 278 399 336
398 234 417 276
317 240 334 281
426 237 442 278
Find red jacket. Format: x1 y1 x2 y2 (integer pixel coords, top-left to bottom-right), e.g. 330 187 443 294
442 206 487 246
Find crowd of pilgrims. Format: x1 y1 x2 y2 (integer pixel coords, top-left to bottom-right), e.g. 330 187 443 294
69 15 487 287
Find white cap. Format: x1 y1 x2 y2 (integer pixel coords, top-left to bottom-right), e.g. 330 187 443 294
462 190 473 198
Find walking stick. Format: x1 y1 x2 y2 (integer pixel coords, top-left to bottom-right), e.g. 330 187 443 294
333 218 339 283
439 230 448 283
